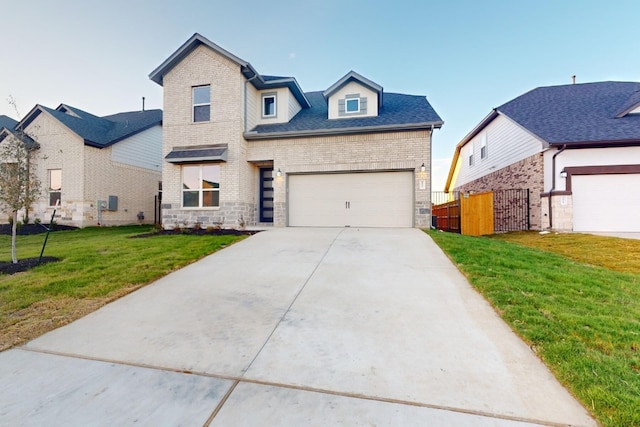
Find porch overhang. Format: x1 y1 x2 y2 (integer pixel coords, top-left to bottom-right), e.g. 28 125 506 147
165 144 228 163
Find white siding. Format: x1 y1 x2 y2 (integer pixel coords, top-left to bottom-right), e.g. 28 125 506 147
111 125 162 172
245 82 258 131
546 145 640 192
287 90 302 121
455 114 545 188
253 87 298 126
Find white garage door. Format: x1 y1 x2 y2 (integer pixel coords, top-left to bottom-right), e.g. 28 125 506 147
572 174 640 232
288 171 414 227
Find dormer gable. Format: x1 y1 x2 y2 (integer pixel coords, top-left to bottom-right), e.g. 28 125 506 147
614 90 640 118
323 71 383 120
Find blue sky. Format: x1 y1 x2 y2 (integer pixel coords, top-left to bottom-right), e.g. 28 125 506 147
1 0 639 190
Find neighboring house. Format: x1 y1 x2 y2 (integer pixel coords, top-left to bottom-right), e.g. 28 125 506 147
445 81 640 232
0 105 162 227
149 33 443 228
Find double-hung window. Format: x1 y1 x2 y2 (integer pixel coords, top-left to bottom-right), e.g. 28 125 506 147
182 165 220 208
49 169 62 206
262 94 276 118
193 85 210 122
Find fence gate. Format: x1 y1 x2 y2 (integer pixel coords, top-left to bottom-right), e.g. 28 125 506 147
432 191 460 233
461 192 494 236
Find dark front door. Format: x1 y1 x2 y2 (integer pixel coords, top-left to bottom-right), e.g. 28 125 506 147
259 168 274 223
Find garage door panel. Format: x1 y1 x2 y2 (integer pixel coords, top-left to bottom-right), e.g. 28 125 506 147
288 172 413 228
572 174 640 232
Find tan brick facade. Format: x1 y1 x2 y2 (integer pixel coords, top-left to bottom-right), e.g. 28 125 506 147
22 112 161 227
455 153 544 230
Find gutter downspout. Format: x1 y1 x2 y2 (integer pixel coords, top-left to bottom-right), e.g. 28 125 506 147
548 144 567 229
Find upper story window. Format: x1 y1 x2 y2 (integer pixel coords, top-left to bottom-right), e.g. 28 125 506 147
49 169 62 206
193 85 210 122
480 133 487 159
346 97 360 113
262 94 277 118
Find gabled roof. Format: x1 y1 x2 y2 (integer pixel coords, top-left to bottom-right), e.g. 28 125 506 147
498 81 640 146
323 70 384 107
0 115 17 130
16 104 162 148
245 91 442 139
149 33 310 108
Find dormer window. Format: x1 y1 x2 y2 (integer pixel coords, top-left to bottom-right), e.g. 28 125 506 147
262 93 277 118
345 97 360 113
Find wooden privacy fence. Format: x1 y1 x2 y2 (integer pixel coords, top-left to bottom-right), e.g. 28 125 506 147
432 189 530 236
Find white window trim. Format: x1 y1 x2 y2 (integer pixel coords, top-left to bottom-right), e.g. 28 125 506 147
192 85 211 123
480 133 487 160
262 94 277 118
182 165 220 209
345 97 360 113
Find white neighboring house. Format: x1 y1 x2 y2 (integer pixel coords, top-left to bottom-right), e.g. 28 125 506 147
0 105 162 227
445 81 640 233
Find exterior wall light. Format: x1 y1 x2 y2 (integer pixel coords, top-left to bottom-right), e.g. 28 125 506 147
420 163 426 173
560 170 567 178
276 168 282 177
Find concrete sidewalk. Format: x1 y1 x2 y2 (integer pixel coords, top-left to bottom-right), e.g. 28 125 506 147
0 228 596 426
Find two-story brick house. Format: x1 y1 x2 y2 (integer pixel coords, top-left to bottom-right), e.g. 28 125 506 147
0 104 162 227
149 33 443 228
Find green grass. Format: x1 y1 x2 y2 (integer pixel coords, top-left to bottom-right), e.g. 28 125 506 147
427 230 640 427
0 226 246 349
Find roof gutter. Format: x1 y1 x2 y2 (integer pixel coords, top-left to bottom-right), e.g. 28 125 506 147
243 121 443 140
547 144 567 229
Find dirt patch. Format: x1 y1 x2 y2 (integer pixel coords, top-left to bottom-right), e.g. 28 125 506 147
0 284 145 351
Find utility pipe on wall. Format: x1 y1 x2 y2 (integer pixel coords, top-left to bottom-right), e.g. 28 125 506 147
548 144 567 229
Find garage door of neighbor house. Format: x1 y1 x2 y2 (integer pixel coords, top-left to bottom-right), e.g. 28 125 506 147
572 174 640 232
288 171 413 227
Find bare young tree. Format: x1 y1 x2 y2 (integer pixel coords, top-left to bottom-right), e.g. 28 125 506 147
0 97 41 263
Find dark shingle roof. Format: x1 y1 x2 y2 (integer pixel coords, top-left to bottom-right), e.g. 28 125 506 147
498 81 640 145
34 105 162 148
0 115 17 130
248 91 442 137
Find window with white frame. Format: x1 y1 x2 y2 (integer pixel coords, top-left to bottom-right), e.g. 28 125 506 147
193 85 210 122
468 150 474 166
49 169 62 206
480 133 487 159
182 164 220 208
345 97 360 113
262 94 276 117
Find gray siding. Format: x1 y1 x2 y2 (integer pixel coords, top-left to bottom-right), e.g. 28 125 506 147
111 125 162 172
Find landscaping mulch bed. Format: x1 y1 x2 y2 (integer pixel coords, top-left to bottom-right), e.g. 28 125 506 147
132 228 260 238
0 257 60 275
0 224 78 236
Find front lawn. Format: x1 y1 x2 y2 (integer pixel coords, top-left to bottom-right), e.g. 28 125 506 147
0 226 247 351
427 230 640 427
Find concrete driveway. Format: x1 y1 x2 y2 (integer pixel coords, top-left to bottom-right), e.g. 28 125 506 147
0 228 595 426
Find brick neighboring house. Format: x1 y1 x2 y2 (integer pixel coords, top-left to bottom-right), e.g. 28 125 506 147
0 105 162 227
445 81 640 232
149 33 443 228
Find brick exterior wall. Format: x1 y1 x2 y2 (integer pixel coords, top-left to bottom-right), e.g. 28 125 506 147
23 112 161 227
161 44 433 229
455 153 544 230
